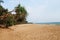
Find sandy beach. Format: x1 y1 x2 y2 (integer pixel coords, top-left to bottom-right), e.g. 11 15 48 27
0 24 60 40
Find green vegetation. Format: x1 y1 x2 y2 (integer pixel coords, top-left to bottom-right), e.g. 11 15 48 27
15 4 27 24
0 0 28 28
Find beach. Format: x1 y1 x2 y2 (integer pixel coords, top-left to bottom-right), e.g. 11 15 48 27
0 24 60 40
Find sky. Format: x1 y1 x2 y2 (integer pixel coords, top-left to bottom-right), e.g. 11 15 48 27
1 0 60 23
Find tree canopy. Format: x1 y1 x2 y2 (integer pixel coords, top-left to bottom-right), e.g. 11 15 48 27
0 3 28 28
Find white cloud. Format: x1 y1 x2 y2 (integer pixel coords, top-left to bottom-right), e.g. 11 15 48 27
26 5 47 22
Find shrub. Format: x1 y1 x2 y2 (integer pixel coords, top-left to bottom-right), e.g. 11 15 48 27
4 14 14 28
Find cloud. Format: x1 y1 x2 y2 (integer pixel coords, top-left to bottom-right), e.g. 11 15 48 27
26 0 60 23
26 4 47 22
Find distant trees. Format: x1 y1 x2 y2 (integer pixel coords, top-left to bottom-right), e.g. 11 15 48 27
0 3 28 28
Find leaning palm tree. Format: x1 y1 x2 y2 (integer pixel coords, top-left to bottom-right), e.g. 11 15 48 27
15 4 28 24
0 0 4 6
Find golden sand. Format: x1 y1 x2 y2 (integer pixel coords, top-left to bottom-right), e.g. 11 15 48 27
0 24 60 40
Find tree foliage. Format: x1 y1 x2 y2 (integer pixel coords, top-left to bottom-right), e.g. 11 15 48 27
0 3 28 28
15 4 28 24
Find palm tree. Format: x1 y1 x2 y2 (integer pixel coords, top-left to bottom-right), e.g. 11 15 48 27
0 0 4 16
15 4 28 24
0 0 4 6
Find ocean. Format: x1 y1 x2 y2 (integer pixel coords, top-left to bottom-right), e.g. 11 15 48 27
36 22 60 24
